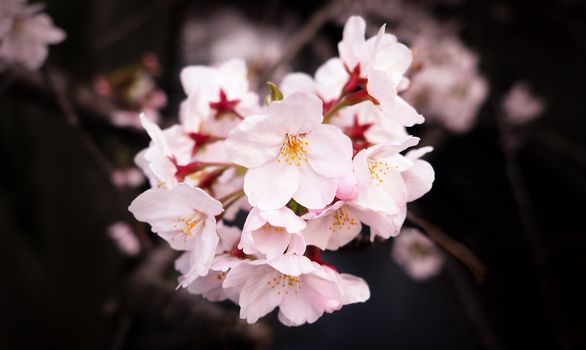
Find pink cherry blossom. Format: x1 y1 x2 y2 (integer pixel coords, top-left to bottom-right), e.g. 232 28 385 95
224 254 368 326
301 201 362 251
180 58 260 137
225 92 353 210
176 223 244 299
239 207 306 260
337 16 423 126
128 183 223 276
137 115 195 188
107 221 140 257
392 228 444 280
502 82 546 125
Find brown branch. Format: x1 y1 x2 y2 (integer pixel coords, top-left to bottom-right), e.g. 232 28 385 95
495 111 568 349
42 67 116 181
120 245 272 350
445 260 503 350
406 210 487 283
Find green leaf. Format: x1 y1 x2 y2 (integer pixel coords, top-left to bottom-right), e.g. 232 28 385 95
267 81 284 102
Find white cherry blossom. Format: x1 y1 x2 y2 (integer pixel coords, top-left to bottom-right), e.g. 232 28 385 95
176 223 244 299
337 16 423 126
239 207 306 260
180 58 259 137
225 92 353 210
129 183 223 276
224 254 367 326
392 228 444 281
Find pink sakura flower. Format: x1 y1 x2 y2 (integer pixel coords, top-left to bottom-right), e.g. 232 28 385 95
128 183 223 276
0 0 65 70
107 221 140 256
392 228 444 281
223 254 369 326
502 82 546 125
301 139 434 247
111 167 145 189
352 137 434 215
137 115 195 188
180 58 260 137
225 92 353 210
333 101 408 150
176 222 244 299
403 36 488 133
281 58 349 108
239 207 306 260
337 16 423 126
280 59 421 130
301 201 362 251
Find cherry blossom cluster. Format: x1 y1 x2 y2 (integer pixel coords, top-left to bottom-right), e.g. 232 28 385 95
129 16 434 326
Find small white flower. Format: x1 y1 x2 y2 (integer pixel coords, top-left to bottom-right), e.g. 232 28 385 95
107 221 140 256
502 82 546 125
352 137 434 215
392 228 444 280
225 92 353 210
176 222 244 299
223 254 369 326
239 207 306 260
129 183 223 277
180 58 260 137
403 36 489 133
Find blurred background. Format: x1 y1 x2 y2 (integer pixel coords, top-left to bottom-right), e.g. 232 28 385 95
1 0 585 349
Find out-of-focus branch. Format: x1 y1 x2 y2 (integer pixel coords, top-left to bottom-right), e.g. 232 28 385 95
445 259 503 350
258 0 351 85
43 67 116 181
495 111 568 350
120 245 272 350
531 128 586 169
407 211 487 282
9 66 121 126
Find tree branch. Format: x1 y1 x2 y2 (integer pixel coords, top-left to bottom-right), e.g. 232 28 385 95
407 210 487 283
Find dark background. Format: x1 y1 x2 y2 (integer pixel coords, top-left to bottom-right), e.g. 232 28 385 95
1 0 585 349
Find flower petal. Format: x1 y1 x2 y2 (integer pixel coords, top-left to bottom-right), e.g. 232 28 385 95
267 92 323 134
281 73 316 96
244 160 300 210
306 124 353 178
293 165 337 210
268 255 316 276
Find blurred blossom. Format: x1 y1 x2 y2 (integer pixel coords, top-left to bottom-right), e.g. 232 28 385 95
181 9 288 82
0 0 65 70
107 222 140 256
502 82 546 125
403 35 489 134
111 167 145 189
93 53 167 130
392 228 444 280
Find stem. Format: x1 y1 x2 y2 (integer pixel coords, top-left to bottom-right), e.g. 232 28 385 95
219 188 245 204
407 211 487 282
323 97 352 124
